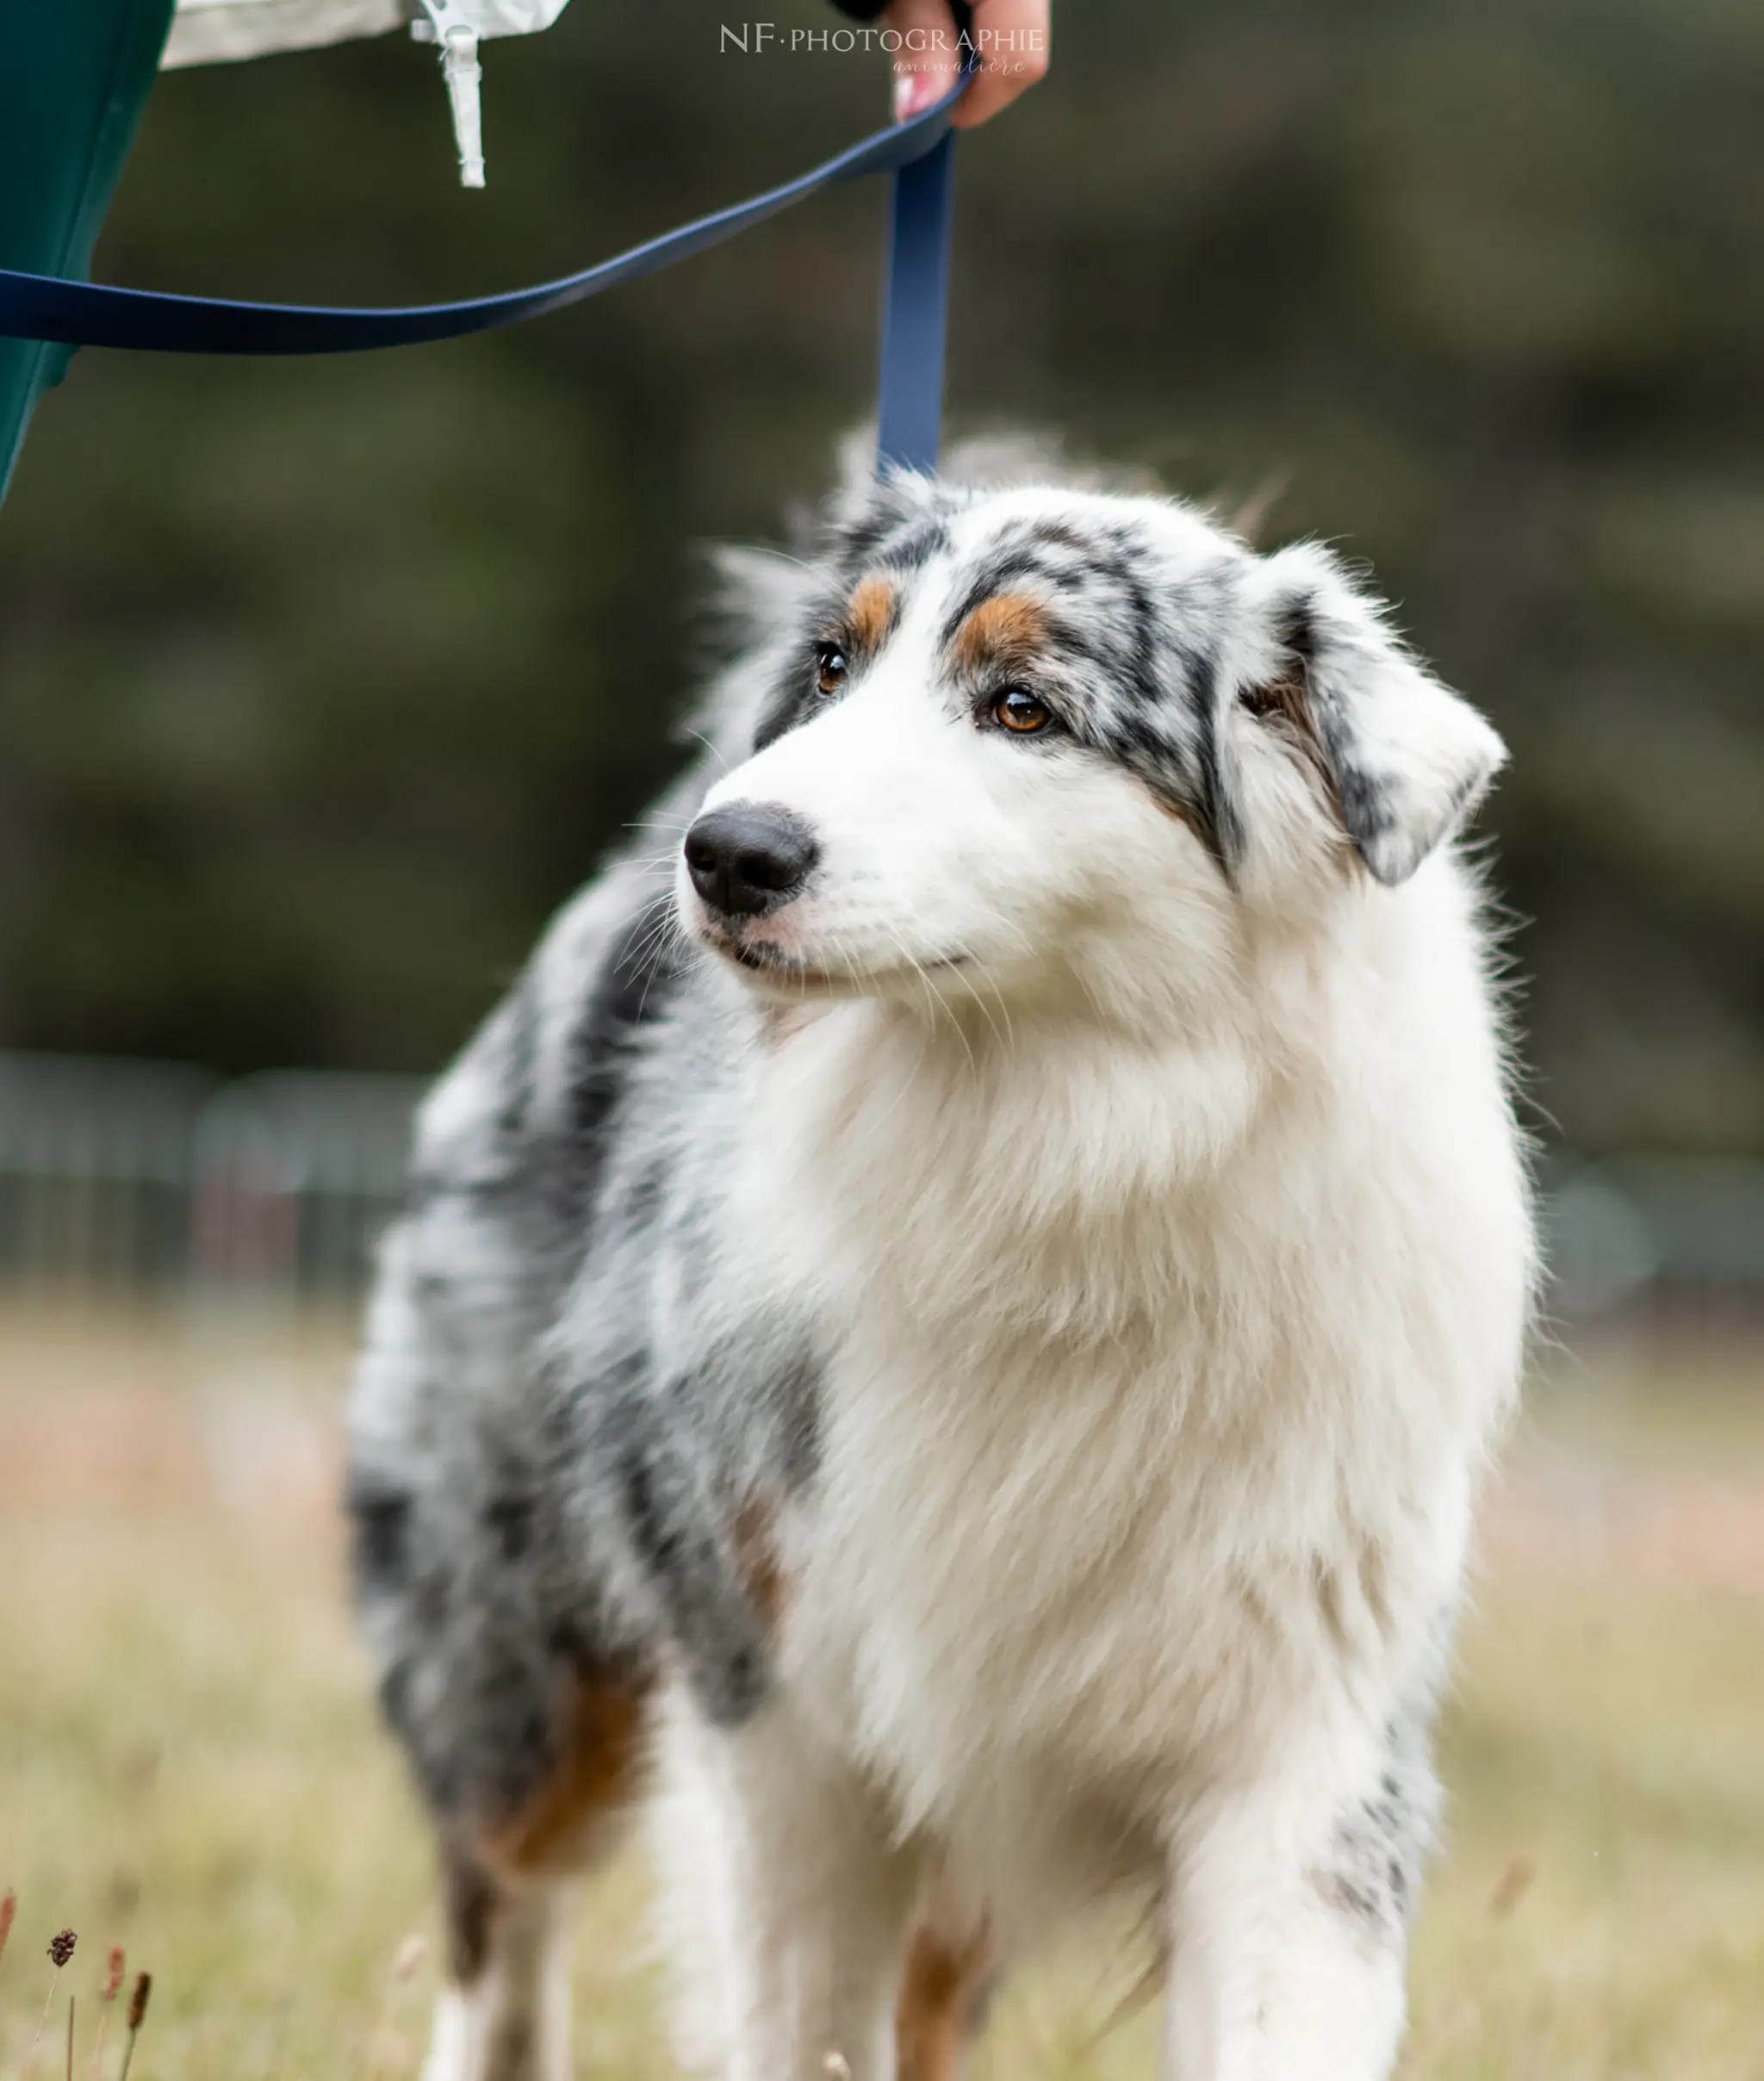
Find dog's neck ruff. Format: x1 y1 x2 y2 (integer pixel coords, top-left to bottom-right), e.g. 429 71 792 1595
733 855 1486 1348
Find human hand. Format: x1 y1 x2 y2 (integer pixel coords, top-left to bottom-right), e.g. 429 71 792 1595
885 0 1049 129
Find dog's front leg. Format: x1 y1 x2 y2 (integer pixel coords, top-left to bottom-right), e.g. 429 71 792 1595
1162 1728 1431 2081
651 1683 922 2081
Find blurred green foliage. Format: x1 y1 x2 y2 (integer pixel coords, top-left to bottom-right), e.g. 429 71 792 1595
0 0 1760 1152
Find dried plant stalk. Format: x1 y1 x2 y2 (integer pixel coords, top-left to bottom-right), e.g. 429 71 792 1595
90 1947 125 2079
24 1932 78 2081
117 1972 152 2081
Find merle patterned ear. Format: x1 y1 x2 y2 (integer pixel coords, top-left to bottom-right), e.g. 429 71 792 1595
1249 545 1506 885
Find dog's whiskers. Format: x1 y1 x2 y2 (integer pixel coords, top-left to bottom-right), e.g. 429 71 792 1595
683 729 734 780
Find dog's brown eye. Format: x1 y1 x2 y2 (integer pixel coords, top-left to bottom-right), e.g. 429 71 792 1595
994 689 1053 735
816 646 848 697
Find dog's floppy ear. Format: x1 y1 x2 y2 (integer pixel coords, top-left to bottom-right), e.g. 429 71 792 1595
1243 544 1506 885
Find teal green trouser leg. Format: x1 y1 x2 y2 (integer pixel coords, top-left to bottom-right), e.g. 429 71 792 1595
0 0 177 502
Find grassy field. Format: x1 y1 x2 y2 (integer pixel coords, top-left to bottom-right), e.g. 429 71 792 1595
2 1308 1762 2080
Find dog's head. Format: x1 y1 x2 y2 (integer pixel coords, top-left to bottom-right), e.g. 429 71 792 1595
676 462 1504 1015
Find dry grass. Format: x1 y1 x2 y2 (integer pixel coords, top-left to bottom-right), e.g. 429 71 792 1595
1 1305 1761 2079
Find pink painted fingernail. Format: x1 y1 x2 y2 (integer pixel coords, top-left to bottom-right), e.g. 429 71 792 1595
893 70 942 121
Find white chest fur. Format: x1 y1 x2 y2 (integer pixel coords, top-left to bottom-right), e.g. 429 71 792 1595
719 879 1530 1912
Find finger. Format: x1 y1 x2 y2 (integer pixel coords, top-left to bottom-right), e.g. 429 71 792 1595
885 0 964 122
950 0 1049 128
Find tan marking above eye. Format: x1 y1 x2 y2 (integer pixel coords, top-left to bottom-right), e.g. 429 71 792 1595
952 592 1048 674
846 575 898 658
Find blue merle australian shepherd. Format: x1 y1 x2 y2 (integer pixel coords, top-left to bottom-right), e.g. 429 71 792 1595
346 443 1531 2081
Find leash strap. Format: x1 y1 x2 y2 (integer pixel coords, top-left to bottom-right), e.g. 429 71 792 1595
0 57 974 472
875 0 972 474
875 130 955 475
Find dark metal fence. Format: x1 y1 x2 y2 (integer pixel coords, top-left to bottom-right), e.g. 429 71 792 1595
0 1049 1761 1328
0 1053 425 1301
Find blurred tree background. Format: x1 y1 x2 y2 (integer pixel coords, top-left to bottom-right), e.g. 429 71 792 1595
0 0 1758 1153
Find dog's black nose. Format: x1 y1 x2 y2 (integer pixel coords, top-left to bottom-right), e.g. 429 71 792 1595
684 803 819 918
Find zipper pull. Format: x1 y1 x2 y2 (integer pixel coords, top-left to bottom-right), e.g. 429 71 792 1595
439 24 485 189
413 0 486 189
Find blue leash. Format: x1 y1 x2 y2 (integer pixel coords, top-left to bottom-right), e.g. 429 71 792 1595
877 131 957 480
0 59 972 475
